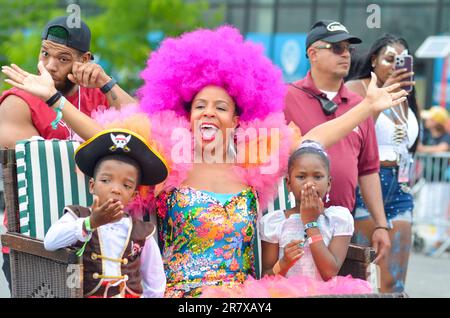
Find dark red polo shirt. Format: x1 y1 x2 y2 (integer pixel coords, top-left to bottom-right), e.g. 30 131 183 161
284 71 379 211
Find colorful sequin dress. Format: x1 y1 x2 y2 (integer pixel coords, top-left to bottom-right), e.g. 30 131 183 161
156 186 258 298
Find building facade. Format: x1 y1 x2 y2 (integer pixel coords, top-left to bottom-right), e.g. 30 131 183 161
208 0 450 108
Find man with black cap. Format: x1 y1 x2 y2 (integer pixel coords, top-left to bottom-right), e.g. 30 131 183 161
284 20 391 264
0 16 135 148
0 16 135 293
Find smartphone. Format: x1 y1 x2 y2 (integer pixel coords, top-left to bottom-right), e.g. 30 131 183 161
394 54 414 92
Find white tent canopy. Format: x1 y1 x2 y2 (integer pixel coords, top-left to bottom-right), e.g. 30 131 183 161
416 36 450 58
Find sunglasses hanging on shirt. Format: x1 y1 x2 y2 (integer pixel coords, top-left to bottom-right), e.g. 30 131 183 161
289 84 338 116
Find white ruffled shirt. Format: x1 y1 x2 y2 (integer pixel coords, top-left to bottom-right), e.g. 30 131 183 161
44 212 166 298
259 206 354 280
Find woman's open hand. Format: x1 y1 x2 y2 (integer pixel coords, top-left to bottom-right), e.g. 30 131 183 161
2 61 57 101
365 72 408 114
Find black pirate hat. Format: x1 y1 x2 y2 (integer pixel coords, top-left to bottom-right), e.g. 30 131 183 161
75 128 168 185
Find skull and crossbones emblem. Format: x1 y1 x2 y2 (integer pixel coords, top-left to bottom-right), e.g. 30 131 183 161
110 133 131 152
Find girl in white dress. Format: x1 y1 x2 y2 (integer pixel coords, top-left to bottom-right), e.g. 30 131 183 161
260 140 354 281
200 141 371 297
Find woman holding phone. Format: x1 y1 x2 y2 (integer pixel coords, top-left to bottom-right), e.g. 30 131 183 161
345 34 420 293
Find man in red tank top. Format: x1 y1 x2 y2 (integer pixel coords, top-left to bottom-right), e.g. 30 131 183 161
0 16 136 293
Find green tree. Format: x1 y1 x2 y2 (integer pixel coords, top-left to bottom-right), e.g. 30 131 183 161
0 0 224 93
0 0 61 91
86 0 223 92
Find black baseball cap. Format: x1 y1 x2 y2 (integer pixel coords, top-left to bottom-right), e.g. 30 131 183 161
41 16 94 59
306 20 362 50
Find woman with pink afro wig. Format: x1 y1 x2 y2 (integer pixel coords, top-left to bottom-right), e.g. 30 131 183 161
136 25 293 212
134 26 299 297
138 26 285 122
4 25 408 298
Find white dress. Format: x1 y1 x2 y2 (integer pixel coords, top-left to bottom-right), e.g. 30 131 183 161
259 206 354 280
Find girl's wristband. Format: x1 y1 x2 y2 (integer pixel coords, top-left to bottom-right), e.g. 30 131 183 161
307 234 323 245
273 260 282 275
374 226 390 232
304 221 319 230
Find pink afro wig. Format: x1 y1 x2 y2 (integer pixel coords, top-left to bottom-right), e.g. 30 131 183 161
138 25 286 122
92 26 296 214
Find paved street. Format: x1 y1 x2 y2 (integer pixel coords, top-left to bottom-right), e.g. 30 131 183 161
405 251 450 297
1 211 449 298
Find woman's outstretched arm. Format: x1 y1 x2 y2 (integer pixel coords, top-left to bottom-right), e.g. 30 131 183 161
2 62 104 140
303 73 407 149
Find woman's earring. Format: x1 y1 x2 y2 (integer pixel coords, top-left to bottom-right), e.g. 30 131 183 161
227 130 237 160
288 191 296 207
325 193 330 203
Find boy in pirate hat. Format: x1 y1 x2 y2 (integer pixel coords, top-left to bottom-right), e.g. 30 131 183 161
44 128 168 298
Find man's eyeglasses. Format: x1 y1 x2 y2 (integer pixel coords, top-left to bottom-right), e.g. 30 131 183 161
314 42 355 55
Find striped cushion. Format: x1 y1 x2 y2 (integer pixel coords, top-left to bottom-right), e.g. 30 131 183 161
265 178 294 215
253 178 293 278
16 138 93 239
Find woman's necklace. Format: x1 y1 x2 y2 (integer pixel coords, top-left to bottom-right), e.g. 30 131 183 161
385 102 408 147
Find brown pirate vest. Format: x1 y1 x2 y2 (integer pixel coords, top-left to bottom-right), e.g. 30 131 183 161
66 205 155 297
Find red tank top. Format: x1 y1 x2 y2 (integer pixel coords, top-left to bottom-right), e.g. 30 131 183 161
0 87 108 139
0 87 109 253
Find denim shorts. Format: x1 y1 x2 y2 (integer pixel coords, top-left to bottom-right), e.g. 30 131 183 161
354 167 414 226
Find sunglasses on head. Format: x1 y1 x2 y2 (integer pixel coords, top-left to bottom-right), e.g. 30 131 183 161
314 42 355 55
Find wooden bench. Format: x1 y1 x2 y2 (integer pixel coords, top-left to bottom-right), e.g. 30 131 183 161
1 148 82 297
1 147 405 297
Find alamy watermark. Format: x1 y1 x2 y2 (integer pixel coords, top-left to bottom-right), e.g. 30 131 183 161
171 122 281 175
367 4 381 29
66 4 81 28
67 264 82 289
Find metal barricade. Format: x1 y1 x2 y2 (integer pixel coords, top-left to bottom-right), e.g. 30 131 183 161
411 152 450 256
